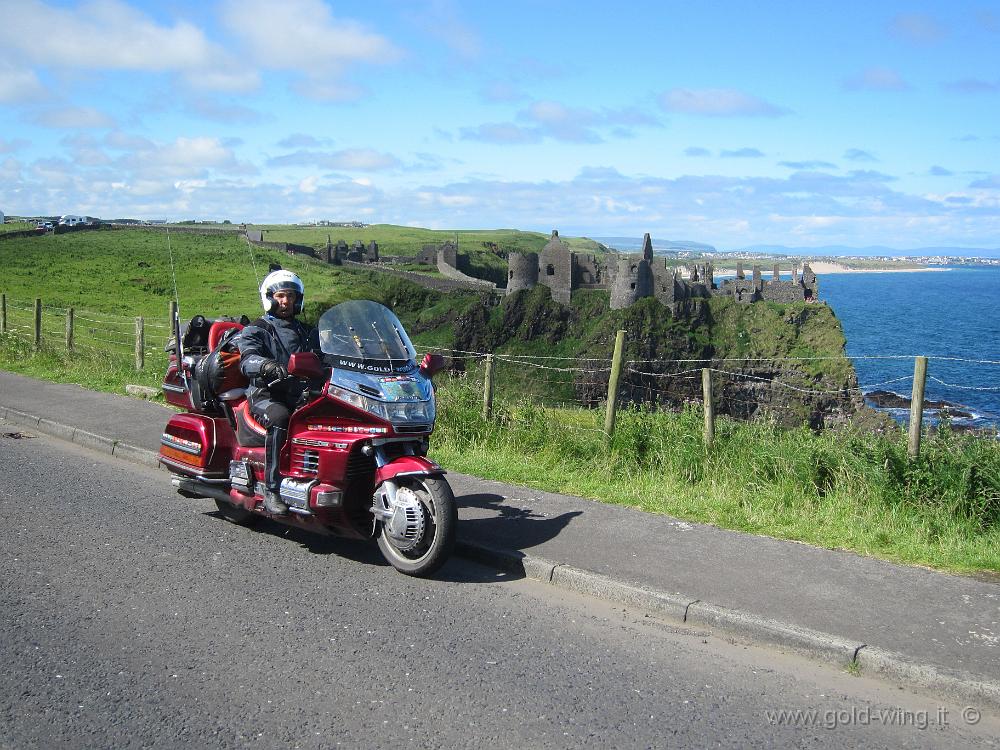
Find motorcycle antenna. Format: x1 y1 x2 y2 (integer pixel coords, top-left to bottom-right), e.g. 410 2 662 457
165 226 189 387
242 230 262 289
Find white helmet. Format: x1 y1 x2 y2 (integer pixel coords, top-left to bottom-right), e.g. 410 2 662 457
259 270 305 315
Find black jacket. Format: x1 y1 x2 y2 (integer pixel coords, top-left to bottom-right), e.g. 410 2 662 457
236 315 319 405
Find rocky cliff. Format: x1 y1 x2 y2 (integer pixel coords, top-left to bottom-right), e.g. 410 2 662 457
447 286 866 429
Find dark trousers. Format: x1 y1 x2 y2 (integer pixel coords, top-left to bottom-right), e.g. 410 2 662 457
250 397 291 493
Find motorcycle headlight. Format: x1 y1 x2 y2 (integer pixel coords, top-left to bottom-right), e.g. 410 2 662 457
328 385 435 424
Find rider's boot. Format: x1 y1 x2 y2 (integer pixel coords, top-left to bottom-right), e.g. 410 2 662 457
264 489 288 515
263 426 288 515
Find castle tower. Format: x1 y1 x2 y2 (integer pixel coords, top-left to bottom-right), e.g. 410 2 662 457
752 265 762 292
736 261 745 280
801 262 819 300
609 255 653 309
538 229 573 305
773 263 780 281
642 232 653 262
650 259 676 306
506 252 539 294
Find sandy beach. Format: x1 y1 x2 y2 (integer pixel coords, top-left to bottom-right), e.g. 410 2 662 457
804 261 951 274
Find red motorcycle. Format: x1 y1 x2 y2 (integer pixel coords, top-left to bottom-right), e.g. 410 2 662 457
160 299 455 577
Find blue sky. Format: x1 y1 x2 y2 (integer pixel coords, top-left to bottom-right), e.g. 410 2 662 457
1 0 999 250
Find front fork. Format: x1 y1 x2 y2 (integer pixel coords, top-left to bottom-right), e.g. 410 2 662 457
368 442 399 521
365 439 440 523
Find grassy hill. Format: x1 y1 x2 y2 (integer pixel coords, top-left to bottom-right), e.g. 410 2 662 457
258 223 606 256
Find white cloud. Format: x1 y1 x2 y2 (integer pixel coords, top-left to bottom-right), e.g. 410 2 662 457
461 100 659 145
889 13 947 44
659 88 789 117
278 134 328 149
221 0 399 100
268 148 400 171
184 98 263 124
943 78 1000 94
844 67 909 91
0 0 256 93
844 148 878 162
104 132 156 151
0 137 30 153
480 81 527 103
113 136 257 182
299 176 319 193
459 123 542 144
720 148 765 158
0 63 46 103
0 157 22 182
406 0 481 60
33 106 117 129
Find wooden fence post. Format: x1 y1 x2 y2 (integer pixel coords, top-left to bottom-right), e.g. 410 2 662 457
702 367 715 449
33 298 41 351
908 355 928 459
65 307 74 352
1 293 6 334
135 316 145 370
604 329 626 441
482 353 495 420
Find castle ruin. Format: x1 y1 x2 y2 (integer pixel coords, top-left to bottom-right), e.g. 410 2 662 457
317 229 819 311
506 231 819 312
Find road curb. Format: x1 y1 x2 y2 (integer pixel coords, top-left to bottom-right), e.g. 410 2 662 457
856 646 1000 712
685 601 862 666
4 403 1000 713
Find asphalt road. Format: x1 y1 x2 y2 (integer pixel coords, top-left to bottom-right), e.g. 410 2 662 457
2 428 998 749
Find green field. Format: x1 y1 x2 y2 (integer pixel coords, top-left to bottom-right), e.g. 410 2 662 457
256 223 607 257
2 226 998 574
0 221 36 235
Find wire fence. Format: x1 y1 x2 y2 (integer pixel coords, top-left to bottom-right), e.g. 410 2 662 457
2 293 998 438
0 295 172 366
422 344 1000 432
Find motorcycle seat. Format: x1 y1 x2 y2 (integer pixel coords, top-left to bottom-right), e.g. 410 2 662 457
208 320 243 351
218 388 246 402
234 400 266 447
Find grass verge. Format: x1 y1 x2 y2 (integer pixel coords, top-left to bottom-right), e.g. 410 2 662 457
431 375 1000 574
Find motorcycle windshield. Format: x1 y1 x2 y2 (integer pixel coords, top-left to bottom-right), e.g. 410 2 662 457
317 300 418 373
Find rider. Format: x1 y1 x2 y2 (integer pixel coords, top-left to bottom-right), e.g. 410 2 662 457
236 269 318 515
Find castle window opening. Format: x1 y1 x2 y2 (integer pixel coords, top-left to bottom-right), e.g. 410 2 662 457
546 264 555 276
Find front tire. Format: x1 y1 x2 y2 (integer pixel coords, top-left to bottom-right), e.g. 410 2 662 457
377 476 456 577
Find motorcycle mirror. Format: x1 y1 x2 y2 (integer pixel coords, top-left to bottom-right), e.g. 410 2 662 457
287 351 324 380
419 353 447 378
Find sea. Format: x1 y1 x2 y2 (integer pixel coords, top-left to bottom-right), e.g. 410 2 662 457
597 237 1000 429
821 267 1000 430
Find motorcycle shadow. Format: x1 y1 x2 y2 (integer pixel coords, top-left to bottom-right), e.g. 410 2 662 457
203 508 536 584
456 492 583 554
204 510 386 567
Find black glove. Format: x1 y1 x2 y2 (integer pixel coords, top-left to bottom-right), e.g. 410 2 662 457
260 359 288 384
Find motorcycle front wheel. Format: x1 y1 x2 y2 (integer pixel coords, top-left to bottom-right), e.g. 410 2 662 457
376 476 456 577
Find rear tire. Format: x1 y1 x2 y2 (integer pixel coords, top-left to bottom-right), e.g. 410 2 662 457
214 497 260 527
377 476 456 577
